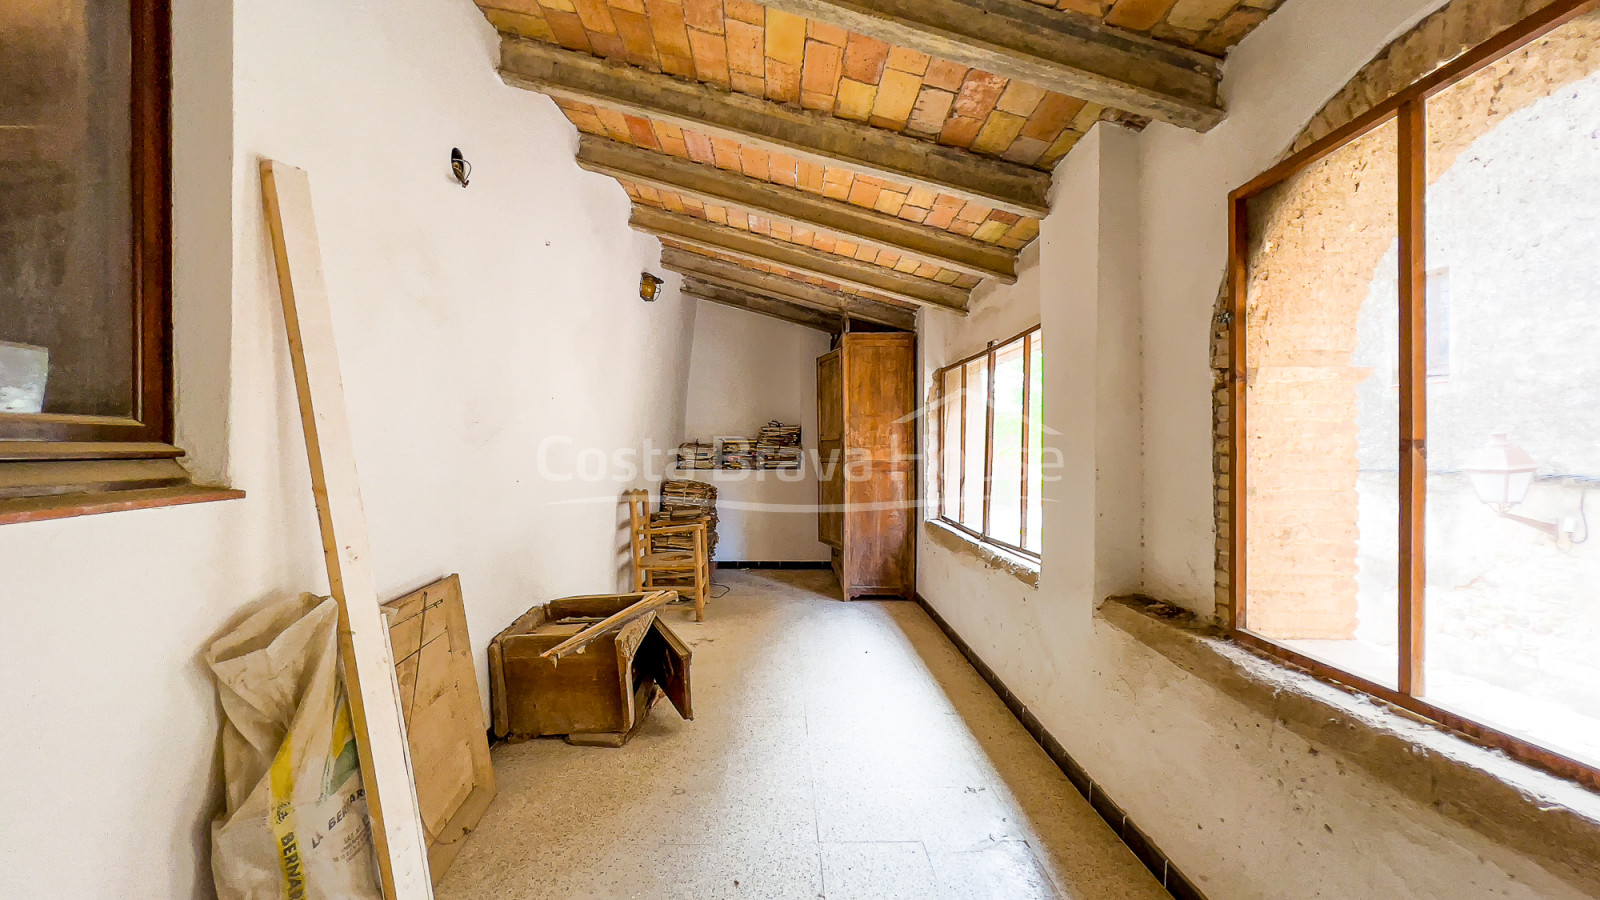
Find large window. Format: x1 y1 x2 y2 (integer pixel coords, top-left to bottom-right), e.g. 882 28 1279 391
935 326 1043 559
1228 0 1600 789
0 1 183 512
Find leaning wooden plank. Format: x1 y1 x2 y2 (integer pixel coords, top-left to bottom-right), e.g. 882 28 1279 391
540 590 677 660
752 0 1225 131
499 36 1051 217
577 136 1019 283
382 575 496 886
261 160 434 900
632 205 970 312
659 247 918 331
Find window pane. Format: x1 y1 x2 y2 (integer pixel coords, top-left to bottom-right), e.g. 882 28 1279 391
940 367 962 521
960 358 988 531
1026 334 1043 555
989 339 1026 548
1421 11 1600 770
0 1 136 417
1243 117 1402 689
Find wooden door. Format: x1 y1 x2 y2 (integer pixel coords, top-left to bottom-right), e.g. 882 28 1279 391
817 350 844 549
840 334 917 599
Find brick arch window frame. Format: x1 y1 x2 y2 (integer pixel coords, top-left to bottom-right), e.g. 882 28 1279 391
1220 0 1600 790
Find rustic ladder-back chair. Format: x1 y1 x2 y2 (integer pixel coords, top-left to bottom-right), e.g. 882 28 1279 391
624 489 710 621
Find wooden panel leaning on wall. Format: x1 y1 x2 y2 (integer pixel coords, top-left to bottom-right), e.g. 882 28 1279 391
261 159 434 898
382 576 496 886
818 333 917 600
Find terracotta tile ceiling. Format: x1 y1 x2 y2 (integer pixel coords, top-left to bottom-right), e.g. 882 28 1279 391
662 240 922 306
475 0 1281 319
1027 0 1281 56
575 108 1044 252
627 181 986 289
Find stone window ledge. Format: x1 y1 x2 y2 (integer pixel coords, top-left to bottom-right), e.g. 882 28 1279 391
1100 594 1600 896
925 519 1039 587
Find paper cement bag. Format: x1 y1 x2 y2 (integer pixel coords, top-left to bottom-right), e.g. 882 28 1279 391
207 594 382 900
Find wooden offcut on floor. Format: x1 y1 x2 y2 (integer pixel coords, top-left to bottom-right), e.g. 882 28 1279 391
438 570 1165 899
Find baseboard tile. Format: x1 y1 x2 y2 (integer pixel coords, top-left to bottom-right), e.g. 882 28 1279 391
913 593 1210 900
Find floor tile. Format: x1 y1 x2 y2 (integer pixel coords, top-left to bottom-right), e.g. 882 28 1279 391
819 842 937 900
929 842 1060 900
814 783 1021 850
436 570 1164 900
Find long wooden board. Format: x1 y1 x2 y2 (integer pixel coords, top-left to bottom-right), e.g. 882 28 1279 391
383 576 497 885
539 590 676 660
262 160 435 900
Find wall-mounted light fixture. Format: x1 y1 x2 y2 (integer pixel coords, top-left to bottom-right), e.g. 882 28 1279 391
450 148 471 188
1463 432 1538 514
640 272 664 302
1464 431 1588 545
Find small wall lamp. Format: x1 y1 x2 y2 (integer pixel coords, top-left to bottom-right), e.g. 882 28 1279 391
1463 432 1539 514
450 148 471 188
1464 432 1588 544
640 272 664 302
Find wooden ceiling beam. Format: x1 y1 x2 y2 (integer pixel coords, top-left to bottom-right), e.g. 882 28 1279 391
578 136 1019 284
681 279 845 333
632 205 968 312
662 249 918 330
751 0 1225 132
499 36 1051 217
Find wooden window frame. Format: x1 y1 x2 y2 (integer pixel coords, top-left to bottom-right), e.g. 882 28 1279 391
934 325 1042 562
1225 0 1600 791
0 1 238 525
1 0 173 451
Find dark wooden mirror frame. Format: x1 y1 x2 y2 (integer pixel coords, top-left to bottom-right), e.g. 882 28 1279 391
1225 0 1600 791
0 0 173 452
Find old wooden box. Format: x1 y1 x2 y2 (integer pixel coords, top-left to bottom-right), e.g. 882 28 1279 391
487 592 693 745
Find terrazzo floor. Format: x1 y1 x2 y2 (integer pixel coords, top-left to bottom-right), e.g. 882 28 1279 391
437 569 1168 900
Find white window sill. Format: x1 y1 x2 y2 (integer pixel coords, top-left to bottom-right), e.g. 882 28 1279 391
925 519 1040 587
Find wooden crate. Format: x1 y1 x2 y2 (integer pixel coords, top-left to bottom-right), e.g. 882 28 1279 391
488 592 693 745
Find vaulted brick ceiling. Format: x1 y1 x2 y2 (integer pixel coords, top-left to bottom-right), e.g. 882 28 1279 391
475 0 1284 329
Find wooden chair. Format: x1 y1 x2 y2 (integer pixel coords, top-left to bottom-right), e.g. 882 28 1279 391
624 489 711 621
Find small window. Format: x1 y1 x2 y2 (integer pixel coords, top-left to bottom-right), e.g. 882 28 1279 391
934 326 1042 560
1 1 182 507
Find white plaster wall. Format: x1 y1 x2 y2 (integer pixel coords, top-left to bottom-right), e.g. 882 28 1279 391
0 0 697 896
679 302 831 562
917 1 1597 895
1138 0 1452 610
